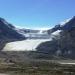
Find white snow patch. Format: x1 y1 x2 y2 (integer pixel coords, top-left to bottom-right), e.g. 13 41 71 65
3 39 51 51
60 18 72 25
51 30 61 36
59 62 75 65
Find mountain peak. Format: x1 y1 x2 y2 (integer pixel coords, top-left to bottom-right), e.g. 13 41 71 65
47 16 75 34
61 16 75 30
0 17 9 25
0 17 5 21
0 17 26 41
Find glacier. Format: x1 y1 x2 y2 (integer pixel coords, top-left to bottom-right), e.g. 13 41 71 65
3 39 51 51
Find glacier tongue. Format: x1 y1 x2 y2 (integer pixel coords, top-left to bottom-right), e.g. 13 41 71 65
3 39 51 51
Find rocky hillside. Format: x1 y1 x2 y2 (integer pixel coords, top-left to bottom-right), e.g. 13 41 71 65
0 17 26 50
36 16 75 59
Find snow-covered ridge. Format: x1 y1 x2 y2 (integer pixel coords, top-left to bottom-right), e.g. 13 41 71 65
60 18 72 25
51 30 62 36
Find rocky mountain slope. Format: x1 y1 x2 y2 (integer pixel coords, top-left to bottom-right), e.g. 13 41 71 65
0 17 26 50
36 16 75 59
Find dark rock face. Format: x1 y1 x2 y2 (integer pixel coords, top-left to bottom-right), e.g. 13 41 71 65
0 17 26 50
47 24 61 34
47 16 75 34
0 18 26 40
36 16 75 59
58 28 75 59
61 16 75 30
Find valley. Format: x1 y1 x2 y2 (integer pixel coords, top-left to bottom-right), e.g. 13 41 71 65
0 16 75 75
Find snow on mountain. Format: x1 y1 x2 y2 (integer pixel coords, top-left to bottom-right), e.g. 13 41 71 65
51 30 62 36
3 28 51 51
60 18 72 25
0 17 26 40
0 17 51 51
3 39 51 51
1 16 75 52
